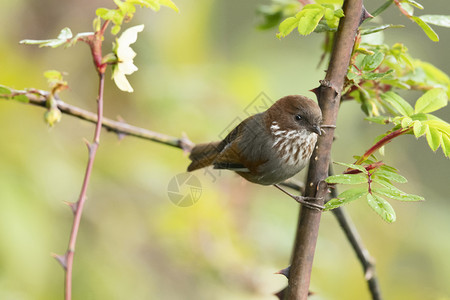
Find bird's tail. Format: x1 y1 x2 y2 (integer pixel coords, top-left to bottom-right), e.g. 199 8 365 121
187 141 221 172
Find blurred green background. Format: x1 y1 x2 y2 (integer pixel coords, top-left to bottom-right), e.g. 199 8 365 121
1 0 449 299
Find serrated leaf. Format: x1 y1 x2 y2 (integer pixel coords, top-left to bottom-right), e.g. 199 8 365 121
373 187 424 201
373 169 407 183
441 134 450 157
425 120 450 136
297 6 325 36
277 17 299 38
325 174 367 184
334 161 368 174
426 127 442 151
419 15 450 28
362 51 384 71
401 116 413 128
325 188 368 210
411 16 439 42
414 88 448 114
413 121 424 137
367 193 396 223
380 92 414 116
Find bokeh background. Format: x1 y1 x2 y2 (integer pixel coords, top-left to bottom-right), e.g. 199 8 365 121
0 0 449 299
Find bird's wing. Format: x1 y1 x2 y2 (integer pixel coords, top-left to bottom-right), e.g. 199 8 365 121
213 118 251 172
213 114 270 173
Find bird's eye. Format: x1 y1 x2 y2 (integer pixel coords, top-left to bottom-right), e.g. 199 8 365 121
295 114 302 121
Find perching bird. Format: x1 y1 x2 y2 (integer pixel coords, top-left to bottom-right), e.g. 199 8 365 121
187 95 324 210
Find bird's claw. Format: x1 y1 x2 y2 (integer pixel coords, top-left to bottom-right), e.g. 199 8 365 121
294 196 324 211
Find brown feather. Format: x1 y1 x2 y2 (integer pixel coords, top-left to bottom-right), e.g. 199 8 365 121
187 141 221 171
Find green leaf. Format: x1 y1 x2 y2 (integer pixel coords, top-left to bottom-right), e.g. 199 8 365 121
373 169 407 183
277 17 299 38
426 127 442 151
159 0 179 12
297 5 325 36
367 193 396 223
361 51 384 71
360 24 405 35
13 94 29 103
111 24 121 35
416 122 429 138
325 174 367 184
373 187 424 202
401 116 413 128
334 161 368 174
141 0 160 11
419 15 450 28
371 0 394 18
441 134 450 157
362 70 393 80
413 120 424 137
325 188 368 210
380 91 414 116
400 2 414 16
405 0 424 9
0 85 11 95
411 16 439 42
365 116 390 125
414 88 448 114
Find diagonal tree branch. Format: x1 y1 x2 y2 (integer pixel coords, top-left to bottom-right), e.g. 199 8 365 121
285 1 366 299
2 88 194 151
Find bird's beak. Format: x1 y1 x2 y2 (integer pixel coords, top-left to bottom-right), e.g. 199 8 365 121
312 125 321 135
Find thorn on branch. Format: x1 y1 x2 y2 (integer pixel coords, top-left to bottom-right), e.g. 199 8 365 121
274 287 286 300
115 115 127 141
275 265 290 279
310 86 321 99
274 287 314 299
360 5 374 25
64 201 78 214
51 253 68 270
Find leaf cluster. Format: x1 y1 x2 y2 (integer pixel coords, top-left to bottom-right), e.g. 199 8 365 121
276 3 344 38
325 161 424 223
96 0 178 35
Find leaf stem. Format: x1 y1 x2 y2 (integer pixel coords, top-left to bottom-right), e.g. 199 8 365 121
355 127 410 165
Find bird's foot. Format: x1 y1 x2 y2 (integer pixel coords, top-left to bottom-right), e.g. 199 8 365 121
293 196 324 211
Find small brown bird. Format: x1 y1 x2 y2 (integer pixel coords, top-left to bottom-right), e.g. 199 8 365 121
187 95 324 209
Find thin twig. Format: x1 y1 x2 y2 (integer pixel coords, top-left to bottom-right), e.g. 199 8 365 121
328 164 382 300
1 89 193 151
63 73 104 300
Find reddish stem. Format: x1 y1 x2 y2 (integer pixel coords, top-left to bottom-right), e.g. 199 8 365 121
64 72 104 300
355 127 410 165
63 21 108 300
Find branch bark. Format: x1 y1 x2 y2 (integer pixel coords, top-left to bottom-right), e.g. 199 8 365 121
2 89 193 151
285 1 365 299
